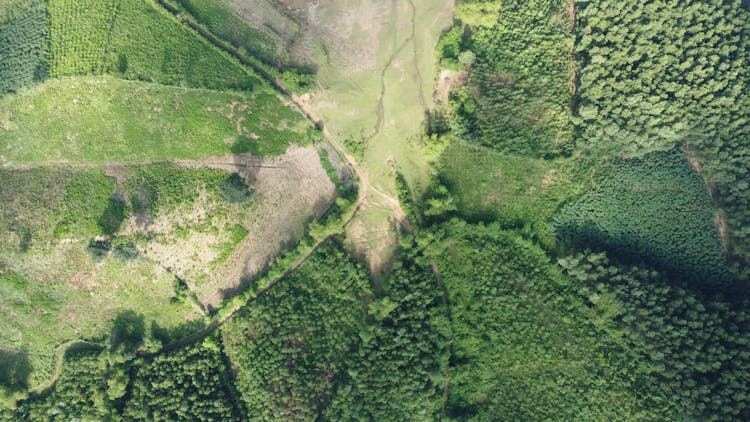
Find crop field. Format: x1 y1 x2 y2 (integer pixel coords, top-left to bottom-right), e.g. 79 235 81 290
47 0 259 90
553 151 730 286
0 76 311 164
47 0 118 76
174 0 288 67
0 0 48 94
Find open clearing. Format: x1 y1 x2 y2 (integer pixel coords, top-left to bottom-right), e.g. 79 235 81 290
0 76 311 165
285 0 454 272
173 146 337 309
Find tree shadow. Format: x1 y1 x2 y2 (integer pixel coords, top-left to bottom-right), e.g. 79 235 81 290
0 349 32 393
98 196 127 235
110 311 146 355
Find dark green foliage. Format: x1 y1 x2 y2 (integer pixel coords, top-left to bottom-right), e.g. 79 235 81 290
426 220 657 420
574 0 750 275
446 0 574 156
424 108 450 137
123 338 241 421
323 245 446 421
554 151 730 286
9 350 112 420
219 173 253 204
560 251 750 421
110 311 145 355
395 172 422 227
318 148 353 198
0 0 48 94
221 242 370 420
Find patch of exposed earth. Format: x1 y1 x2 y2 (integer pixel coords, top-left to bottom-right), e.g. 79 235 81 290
172 145 337 309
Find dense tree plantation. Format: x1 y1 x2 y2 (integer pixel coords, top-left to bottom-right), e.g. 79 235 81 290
559 252 750 420
575 0 750 276
553 151 731 286
1 0 749 420
123 338 242 421
0 0 48 94
221 243 371 420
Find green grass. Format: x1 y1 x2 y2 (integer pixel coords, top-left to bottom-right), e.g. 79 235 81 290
553 151 730 285
0 163 261 387
0 167 116 246
437 142 587 245
0 252 195 388
0 76 311 164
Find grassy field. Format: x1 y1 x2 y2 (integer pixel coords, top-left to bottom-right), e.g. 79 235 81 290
0 76 311 164
437 142 587 245
0 251 197 388
0 163 261 385
293 0 454 271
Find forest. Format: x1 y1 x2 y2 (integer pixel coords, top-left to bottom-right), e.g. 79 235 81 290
0 0 748 420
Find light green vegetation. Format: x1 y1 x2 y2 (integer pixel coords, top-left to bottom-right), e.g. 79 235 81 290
554 151 730 286
48 0 258 90
173 0 281 66
0 253 195 388
297 0 453 268
0 76 311 164
0 164 259 386
0 0 48 94
436 142 587 245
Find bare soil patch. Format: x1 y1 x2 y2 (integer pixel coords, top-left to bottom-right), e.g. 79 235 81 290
177 145 336 309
